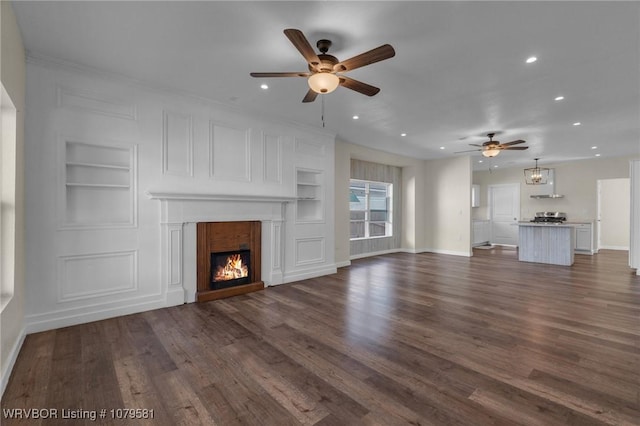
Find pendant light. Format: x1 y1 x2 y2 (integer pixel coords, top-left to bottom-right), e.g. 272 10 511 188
524 158 550 185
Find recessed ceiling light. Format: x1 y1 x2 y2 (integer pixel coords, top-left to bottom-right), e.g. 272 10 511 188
493 165 499 168
554 96 564 101
595 153 601 157
478 160 483 163
260 84 269 90
591 146 598 150
439 146 445 150
573 122 581 126
401 133 407 137
526 56 537 64
352 115 359 120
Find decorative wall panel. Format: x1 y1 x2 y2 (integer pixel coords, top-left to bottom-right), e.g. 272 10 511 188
168 227 182 287
295 237 325 266
263 133 282 184
162 110 193 176
58 250 138 302
209 122 251 181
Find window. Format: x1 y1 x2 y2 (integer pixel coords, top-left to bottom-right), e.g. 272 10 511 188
1 83 17 311
349 179 392 240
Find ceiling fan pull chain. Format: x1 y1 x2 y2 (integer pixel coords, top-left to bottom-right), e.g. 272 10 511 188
321 95 326 128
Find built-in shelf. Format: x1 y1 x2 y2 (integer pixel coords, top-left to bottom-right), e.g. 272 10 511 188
296 168 323 222
66 161 130 170
63 141 136 228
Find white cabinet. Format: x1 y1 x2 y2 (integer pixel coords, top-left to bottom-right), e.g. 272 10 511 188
574 223 594 254
471 184 480 208
473 220 490 246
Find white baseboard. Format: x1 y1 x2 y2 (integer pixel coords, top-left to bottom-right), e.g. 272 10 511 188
598 245 629 251
349 247 472 259
335 260 351 268
24 298 168 334
350 248 403 260
282 265 338 284
166 286 186 306
1 327 26 398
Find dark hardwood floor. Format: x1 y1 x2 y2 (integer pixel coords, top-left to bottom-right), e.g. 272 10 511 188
2 248 639 425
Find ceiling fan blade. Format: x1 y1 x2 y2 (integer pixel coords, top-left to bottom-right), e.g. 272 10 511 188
468 144 484 147
502 146 529 150
284 29 321 70
302 89 318 103
500 139 526 146
339 76 380 96
250 72 310 78
334 44 396 72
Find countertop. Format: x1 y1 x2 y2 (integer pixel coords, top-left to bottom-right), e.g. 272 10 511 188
517 220 594 227
516 222 576 228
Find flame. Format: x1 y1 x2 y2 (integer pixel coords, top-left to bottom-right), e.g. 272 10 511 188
214 254 248 282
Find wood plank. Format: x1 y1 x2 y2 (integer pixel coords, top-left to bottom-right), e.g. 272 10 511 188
2 249 639 425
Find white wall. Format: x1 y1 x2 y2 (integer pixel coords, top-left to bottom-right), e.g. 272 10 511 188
23 57 335 333
424 156 473 256
1 1 27 396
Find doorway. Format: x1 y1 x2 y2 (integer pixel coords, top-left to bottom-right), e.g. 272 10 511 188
597 178 630 250
489 183 520 246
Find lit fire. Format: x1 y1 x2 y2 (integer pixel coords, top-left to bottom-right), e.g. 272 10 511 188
214 254 248 282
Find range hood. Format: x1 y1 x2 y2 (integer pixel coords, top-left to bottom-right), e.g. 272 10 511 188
530 169 564 199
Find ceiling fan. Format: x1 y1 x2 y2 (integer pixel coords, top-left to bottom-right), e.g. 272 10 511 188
455 133 529 157
250 28 395 103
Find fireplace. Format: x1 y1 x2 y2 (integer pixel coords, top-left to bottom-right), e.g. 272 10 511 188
197 221 263 302
210 249 250 289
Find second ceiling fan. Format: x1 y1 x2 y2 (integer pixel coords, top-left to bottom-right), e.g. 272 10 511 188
250 28 395 103
455 133 529 157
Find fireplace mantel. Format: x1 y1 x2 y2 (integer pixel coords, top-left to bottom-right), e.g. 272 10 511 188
146 191 297 203
147 190 295 305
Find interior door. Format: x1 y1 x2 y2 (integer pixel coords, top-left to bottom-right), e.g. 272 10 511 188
597 178 630 250
489 184 520 246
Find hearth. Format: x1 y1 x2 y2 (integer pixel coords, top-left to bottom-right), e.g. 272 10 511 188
197 221 264 302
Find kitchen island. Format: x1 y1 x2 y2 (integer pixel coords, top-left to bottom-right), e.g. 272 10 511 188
517 222 575 266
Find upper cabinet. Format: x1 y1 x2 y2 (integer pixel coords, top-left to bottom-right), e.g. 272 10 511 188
471 184 480 208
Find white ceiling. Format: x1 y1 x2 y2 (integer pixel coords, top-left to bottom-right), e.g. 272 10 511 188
12 1 640 170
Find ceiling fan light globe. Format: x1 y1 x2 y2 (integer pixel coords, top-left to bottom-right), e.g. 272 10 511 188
482 148 500 158
308 72 340 94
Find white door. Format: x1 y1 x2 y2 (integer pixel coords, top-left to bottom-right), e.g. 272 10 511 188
489 184 520 246
597 178 630 250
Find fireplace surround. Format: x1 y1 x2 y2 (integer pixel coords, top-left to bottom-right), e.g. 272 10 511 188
146 192 295 305
197 221 263 301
